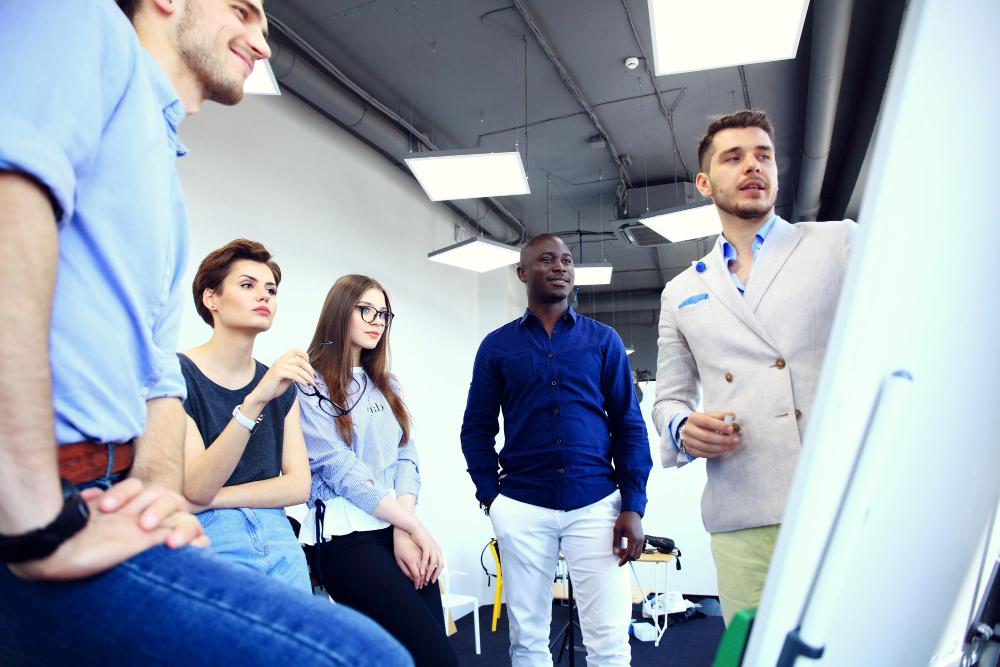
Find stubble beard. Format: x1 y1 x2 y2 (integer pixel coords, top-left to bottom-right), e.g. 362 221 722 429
176 1 245 106
713 184 777 220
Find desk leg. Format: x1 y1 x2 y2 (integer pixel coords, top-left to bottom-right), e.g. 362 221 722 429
654 561 668 647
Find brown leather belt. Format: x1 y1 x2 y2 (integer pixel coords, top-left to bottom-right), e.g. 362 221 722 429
58 441 135 486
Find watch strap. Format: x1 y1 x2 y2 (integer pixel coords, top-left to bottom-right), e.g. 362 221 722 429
0 478 90 563
232 404 264 432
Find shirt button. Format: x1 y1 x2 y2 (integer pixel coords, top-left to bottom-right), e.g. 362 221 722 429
795 409 802 420
551 380 558 386
548 353 554 358
553 408 559 415
775 357 786 369
558 468 565 474
556 438 563 444
724 372 734 383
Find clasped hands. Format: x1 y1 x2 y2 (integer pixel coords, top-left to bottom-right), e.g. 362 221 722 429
9 477 206 581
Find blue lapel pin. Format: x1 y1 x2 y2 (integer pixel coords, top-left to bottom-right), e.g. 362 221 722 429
695 261 706 273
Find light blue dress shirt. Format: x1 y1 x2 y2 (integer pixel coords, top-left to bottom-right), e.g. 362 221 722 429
668 215 777 456
0 0 190 444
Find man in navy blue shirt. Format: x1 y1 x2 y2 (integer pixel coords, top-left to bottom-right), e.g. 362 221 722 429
462 233 652 666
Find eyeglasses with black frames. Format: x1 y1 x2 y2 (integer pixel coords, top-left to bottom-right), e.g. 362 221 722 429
355 305 395 326
296 340 367 419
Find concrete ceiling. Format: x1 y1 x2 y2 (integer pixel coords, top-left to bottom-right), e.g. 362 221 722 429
265 0 906 307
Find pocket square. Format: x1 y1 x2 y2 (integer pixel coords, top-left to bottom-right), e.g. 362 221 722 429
678 293 709 309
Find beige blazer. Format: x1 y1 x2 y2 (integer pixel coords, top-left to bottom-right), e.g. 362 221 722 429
652 217 857 533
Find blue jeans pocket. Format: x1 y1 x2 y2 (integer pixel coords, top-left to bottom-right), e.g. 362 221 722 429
197 509 219 529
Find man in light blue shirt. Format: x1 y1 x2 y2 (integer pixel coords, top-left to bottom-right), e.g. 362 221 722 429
0 1 410 664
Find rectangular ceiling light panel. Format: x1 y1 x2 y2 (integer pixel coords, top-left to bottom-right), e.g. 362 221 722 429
640 201 722 242
427 237 521 273
574 263 614 286
647 0 810 76
405 150 531 201
244 59 281 95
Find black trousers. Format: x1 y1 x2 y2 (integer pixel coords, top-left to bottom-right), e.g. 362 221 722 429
318 527 458 667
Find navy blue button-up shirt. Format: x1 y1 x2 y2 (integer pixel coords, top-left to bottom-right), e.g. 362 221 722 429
461 307 652 515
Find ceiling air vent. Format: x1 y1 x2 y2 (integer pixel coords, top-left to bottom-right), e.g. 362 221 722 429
619 223 670 247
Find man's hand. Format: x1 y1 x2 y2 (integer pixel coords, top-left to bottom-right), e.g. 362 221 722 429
8 478 208 581
680 411 740 458
612 510 644 566
393 527 423 588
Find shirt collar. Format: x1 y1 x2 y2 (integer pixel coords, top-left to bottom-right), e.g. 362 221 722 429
518 305 578 326
139 48 189 157
719 214 777 263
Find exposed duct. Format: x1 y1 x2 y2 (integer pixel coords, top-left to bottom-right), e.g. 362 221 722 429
796 0 856 221
266 23 524 245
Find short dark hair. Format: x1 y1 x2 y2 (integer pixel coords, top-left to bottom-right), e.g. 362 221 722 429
116 0 140 20
192 239 282 326
518 233 569 267
697 110 776 173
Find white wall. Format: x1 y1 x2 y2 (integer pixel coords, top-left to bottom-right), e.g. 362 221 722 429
175 91 717 614
636 381 717 596
177 91 522 606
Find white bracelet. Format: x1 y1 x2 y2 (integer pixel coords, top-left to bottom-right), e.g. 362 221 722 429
232 405 263 432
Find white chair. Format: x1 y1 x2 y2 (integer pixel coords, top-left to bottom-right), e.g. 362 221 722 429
440 570 480 655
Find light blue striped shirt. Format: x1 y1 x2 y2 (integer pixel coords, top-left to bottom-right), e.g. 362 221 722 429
298 370 420 514
0 0 189 444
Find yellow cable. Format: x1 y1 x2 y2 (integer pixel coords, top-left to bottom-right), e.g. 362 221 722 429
488 538 503 632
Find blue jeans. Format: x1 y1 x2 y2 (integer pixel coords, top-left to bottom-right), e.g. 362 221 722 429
0 544 413 667
199 507 311 593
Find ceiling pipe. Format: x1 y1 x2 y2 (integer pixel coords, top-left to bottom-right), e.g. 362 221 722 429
509 0 633 189
266 23 525 245
795 0 855 221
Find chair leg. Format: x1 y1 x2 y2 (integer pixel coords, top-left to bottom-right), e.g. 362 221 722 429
472 603 481 655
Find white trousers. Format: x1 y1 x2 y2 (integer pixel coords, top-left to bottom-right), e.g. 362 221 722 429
489 491 632 667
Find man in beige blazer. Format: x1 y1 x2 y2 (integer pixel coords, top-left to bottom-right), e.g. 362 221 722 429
652 110 857 624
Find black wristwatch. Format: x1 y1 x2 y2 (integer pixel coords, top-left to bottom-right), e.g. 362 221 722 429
0 478 90 563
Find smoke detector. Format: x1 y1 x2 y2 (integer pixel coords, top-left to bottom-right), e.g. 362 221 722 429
624 56 640 70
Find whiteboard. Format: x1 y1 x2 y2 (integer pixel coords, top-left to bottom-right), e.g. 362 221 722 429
743 0 1000 663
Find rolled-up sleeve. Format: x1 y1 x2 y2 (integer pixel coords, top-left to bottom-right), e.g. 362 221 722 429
388 377 420 500
0 1 133 227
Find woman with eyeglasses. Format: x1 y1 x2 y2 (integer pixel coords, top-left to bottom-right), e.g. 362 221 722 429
297 274 457 667
178 239 313 592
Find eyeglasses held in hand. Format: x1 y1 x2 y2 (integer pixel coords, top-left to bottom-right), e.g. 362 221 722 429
296 340 367 418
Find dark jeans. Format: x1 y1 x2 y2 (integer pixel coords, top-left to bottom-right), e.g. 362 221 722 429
319 527 458 667
0 544 412 667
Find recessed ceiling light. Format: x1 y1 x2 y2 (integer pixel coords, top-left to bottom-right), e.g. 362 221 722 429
427 237 521 273
405 150 531 201
244 59 281 95
647 0 810 75
574 263 614 286
639 201 721 243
